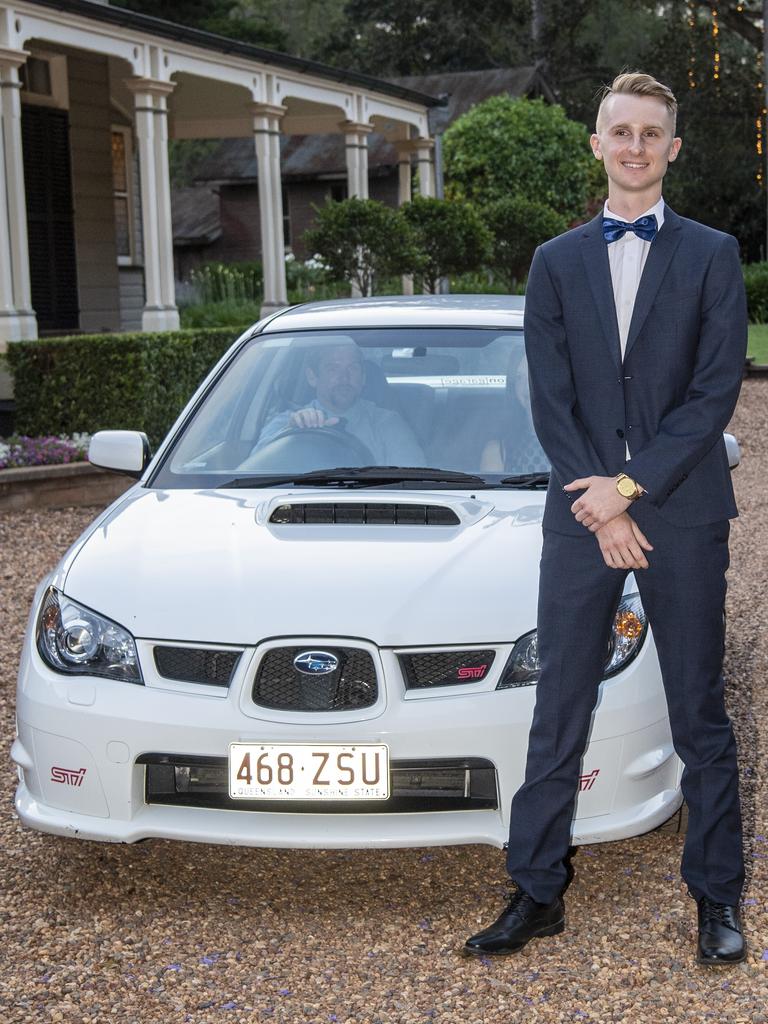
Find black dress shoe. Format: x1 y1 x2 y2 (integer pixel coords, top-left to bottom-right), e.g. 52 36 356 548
463 888 565 956
696 897 746 966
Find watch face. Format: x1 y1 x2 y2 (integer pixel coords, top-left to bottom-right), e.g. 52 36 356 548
617 478 636 498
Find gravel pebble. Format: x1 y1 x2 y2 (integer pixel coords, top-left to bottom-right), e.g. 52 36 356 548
1 381 766 1023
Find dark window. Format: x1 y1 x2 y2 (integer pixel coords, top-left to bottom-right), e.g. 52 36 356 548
21 105 79 331
328 181 347 203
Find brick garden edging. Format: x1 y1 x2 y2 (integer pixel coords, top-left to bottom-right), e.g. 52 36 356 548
0 462 133 512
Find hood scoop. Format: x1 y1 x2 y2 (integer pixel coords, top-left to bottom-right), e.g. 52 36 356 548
269 501 461 526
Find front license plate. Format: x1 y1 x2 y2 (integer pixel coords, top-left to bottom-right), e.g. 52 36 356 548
228 743 390 800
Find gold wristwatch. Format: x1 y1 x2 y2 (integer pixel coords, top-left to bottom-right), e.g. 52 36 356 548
616 473 642 501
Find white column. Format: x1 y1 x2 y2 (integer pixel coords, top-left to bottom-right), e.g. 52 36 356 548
394 141 413 206
394 141 414 296
415 137 436 198
340 120 372 199
126 77 179 332
253 102 288 317
0 47 36 347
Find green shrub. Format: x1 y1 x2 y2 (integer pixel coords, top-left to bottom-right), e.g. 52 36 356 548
304 197 420 295
443 96 594 221
4 327 246 447
400 197 492 293
180 300 263 328
481 196 568 291
742 261 768 323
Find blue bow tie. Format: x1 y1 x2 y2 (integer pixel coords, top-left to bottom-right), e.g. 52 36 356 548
602 214 658 244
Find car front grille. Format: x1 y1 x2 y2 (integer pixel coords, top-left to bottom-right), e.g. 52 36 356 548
141 754 498 813
399 650 496 689
252 646 378 712
153 645 242 687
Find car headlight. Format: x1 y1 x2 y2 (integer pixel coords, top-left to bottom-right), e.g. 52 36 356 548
36 587 143 685
497 593 647 689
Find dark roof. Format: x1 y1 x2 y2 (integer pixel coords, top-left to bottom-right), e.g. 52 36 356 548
193 66 550 186
389 67 557 123
193 133 398 186
172 187 220 247
29 0 444 108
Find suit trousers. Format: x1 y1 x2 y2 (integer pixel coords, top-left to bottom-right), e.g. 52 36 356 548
505 503 745 905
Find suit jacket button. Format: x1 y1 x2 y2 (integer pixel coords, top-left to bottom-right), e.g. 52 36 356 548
616 428 625 439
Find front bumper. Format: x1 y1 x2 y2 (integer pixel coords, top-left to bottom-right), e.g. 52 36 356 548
14 626 682 849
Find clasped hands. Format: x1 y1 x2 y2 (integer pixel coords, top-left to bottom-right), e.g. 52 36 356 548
564 475 653 570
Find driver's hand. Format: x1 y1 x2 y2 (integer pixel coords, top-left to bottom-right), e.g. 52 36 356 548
289 408 340 429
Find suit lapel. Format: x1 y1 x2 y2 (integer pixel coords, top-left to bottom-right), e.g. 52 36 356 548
579 213 622 373
624 207 684 360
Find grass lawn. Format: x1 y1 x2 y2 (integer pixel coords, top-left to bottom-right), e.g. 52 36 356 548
748 324 768 364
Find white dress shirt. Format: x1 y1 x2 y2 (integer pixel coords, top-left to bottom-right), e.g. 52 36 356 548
604 196 664 465
604 196 665 361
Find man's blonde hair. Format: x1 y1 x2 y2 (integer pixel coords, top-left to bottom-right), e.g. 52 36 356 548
596 72 678 133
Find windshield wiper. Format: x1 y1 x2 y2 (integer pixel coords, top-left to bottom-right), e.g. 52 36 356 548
222 466 491 489
499 472 550 488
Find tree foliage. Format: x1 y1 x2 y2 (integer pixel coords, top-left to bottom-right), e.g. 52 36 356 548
303 198 420 295
401 197 492 292
443 97 595 221
316 0 530 76
112 0 288 49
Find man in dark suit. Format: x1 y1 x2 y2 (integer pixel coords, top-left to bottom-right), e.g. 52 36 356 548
464 72 748 966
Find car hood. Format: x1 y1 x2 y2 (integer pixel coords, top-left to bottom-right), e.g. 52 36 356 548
62 487 546 646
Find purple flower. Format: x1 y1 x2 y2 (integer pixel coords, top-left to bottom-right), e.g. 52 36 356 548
278 989 291 996
0 433 89 470
762 949 768 961
221 1002 238 1010
743 898 757 906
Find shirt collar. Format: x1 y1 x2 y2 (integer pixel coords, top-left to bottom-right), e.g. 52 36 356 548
604 196 665 232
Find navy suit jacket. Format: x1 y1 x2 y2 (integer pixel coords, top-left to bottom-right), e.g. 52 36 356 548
523 207 747 535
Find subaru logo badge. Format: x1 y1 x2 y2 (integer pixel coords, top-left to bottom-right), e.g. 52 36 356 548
294 650 339 675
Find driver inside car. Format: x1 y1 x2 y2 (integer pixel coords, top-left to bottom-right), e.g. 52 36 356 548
254 342 425 466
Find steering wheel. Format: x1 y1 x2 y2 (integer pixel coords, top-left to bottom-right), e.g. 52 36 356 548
237 425 375 474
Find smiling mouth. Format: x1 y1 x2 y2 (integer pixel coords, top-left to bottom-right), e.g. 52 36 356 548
622 161 649 169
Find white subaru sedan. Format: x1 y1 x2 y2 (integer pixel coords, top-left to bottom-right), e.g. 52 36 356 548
15 294 727 850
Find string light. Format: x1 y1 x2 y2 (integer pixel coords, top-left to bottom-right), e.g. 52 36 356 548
711 6 720 81
758 57 766 186
687 1 697 89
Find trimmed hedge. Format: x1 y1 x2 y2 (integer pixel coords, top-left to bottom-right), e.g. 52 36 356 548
4 327 247 447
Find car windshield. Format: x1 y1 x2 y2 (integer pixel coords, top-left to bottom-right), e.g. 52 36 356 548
151 327 550 489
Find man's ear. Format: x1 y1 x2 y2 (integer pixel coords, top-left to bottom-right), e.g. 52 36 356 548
668 136 682 162
590 133 603 160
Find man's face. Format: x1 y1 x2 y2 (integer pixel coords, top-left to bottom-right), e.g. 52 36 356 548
306 346 365 413
590 93 681 199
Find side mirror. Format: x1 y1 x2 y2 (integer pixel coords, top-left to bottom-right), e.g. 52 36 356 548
89 430 151 478
724 432 741 471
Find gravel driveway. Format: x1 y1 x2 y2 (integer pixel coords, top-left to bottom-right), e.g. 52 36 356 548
1 380 766 1024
